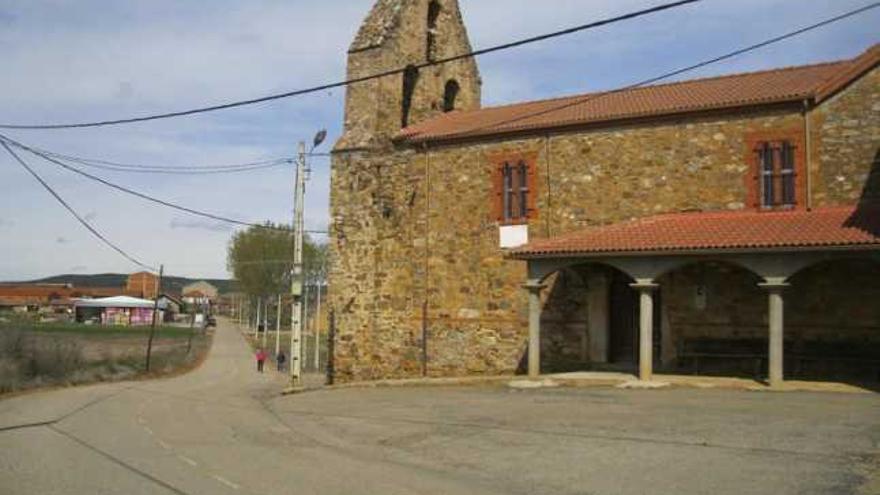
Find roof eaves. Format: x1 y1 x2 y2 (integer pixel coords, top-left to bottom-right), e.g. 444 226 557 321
814 45 880 103
507 242 880 260
400 96 810 145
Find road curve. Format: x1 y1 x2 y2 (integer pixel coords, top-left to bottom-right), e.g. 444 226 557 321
0 320 504 495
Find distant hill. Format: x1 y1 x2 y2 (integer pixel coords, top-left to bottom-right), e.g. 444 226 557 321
15 273 237 295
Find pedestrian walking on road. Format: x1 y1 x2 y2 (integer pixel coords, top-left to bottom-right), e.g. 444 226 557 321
276 350 286 372
256 348 266 373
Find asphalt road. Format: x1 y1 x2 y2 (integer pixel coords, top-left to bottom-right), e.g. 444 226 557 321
1 320 878 495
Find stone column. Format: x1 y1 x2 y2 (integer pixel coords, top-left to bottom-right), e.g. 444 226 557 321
631 280 659 382
524 280 545 378
587 272 609 363
759 279 789 388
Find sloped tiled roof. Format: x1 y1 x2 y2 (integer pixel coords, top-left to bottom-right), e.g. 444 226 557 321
508 206 880 259
399 44 880 143
0 285 130 306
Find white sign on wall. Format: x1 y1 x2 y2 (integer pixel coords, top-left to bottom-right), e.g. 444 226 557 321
499 224 529 249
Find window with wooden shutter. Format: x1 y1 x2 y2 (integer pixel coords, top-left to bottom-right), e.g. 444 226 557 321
745 130 805 211
755 140 797 209
489 153 538 224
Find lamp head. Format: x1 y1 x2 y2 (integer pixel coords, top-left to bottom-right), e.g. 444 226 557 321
313 129 327 150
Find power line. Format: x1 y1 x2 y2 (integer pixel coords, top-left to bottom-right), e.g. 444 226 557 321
0 140 157 272
0 133 328 235
0 0 703 130
42 154 293 175
448 1 880 139
29 145 332 174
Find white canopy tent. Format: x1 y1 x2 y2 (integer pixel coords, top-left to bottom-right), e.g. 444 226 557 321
73 296 166 309
73 296 168 326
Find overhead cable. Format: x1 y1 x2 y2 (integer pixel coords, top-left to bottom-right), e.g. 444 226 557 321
0 140 157 272
41 153 292 175
0 0 702 130
27 146 331 174
450 1 880 138
0 133 327 235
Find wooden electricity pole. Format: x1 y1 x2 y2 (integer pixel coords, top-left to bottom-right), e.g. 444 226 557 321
145 265 164 372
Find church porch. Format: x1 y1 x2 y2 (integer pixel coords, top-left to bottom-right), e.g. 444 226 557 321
511 206 880 387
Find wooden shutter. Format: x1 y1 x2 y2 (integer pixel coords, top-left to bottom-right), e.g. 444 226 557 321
490 161 505 222
526 157 539 221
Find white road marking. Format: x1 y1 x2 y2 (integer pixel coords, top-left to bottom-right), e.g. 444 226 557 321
177 455 198 467
157 439 172 450
212 475 240 490
143 426 154 435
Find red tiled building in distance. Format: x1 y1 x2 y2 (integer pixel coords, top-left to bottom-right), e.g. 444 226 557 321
126 272 160 300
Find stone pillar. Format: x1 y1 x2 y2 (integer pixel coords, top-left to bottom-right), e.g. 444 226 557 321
631 280 659 382
759 279 789 388
587 272 609 363
524 280 545 378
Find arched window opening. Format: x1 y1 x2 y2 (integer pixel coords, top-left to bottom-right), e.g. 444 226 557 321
401 65 419 128
426 1 441 61
443 80 460 112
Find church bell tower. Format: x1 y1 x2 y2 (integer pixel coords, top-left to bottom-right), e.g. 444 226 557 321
335 0 482 151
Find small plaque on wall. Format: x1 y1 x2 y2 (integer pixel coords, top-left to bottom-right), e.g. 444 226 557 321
499 224 529 249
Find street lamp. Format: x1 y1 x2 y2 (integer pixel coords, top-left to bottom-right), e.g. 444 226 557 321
288 129 327 392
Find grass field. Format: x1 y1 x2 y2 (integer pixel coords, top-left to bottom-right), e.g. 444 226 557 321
0 321 212 394
10 322 199 338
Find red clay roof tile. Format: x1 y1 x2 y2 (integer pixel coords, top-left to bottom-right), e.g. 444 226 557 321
399 44 879 144
509 206 880 258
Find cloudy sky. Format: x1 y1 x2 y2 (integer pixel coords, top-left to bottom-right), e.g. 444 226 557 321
0 0 877 281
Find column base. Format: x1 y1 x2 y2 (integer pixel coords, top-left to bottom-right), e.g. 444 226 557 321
767 379 785 389
281 385 307 395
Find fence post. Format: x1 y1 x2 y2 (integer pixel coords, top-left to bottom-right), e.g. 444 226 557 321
326 308 336 386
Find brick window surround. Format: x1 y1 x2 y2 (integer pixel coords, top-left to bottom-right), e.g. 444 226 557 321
489 151 538 225
744 129 806 210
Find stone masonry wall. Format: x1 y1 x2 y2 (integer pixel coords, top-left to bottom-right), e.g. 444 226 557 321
812 66 880 206
333 107 822 381
337 0 480 151
329 2 879 382
660 259 880 361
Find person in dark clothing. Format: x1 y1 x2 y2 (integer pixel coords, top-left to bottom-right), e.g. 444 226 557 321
276 350 287 372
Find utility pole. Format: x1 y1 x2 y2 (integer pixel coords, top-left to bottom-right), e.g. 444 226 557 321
275 294 282 358
145 265 164 372
261 298 268 349
255 296 262 339
314 279 322 371
289 141 306 388
288 130 326 391
304 283 311 370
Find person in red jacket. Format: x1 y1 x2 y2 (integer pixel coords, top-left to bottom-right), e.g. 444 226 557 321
255 349 267 373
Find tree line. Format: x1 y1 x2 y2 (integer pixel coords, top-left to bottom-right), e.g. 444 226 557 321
226 222 327 326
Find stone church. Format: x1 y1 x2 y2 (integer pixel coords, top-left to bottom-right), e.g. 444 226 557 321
328 0 880 385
